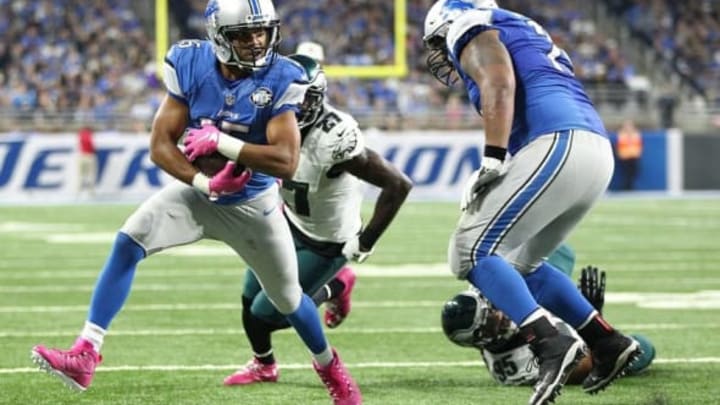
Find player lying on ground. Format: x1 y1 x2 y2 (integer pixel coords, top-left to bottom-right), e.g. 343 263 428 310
223 53 412 386
442 245 655 386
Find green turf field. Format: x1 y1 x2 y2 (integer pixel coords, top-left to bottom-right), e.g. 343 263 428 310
1 198 719 404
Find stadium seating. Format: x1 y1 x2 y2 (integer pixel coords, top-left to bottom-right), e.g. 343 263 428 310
1 0 714 131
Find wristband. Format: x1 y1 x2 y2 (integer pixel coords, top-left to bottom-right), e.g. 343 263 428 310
192 172 211 195
217 133 246 161
484 145 507 161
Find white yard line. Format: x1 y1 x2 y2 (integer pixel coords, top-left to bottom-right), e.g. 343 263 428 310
2 357 720 374
0 301 442 313
1 323 718 338
3 290 720 309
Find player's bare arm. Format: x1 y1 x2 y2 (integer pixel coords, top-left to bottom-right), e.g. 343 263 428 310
235 110 301 179
332 148 413 249
149 94 196 184
459 29 514 150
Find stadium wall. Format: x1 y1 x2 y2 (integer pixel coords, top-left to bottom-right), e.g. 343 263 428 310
0 130 706 204
683 134 720 190
607 130 669 192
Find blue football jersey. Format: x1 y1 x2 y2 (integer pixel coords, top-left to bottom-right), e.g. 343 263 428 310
162 40 308 203
444 5 607 154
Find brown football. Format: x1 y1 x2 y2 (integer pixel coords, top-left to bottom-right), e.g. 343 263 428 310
192 152 246 177
192 152 228 176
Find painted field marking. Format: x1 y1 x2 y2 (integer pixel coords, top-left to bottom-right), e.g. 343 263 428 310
3 357 720 374
1 323 718 338
2 287 720 309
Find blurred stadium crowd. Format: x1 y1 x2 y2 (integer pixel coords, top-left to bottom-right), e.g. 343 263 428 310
0 0 717 132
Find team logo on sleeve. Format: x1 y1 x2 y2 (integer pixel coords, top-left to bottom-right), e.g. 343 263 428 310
250 87 273 107
331 128 359 161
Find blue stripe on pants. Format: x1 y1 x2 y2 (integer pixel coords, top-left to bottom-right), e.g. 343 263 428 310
473 132 571 263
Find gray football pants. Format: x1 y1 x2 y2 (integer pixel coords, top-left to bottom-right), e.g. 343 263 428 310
120 181 302 314
449 130 614 278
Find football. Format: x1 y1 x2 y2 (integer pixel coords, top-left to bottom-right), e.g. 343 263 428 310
191 152 246 177
192 152 228 176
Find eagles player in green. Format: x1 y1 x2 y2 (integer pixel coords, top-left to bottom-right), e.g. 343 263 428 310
224 54 413 386
441 244 655 386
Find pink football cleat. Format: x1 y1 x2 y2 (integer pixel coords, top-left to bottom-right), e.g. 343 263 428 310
313 348 362 405
325 267 357 328
30 338 102 391
224 357 279 385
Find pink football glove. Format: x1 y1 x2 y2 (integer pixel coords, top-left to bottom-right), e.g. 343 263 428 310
184 124 221 162
208 162 253 200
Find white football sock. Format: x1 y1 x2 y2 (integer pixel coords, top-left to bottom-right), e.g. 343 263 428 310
254 349 273 359
313 347 334 368
519 308 546 327
80 321 106 352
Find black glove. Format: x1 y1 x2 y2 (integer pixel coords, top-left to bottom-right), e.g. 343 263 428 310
579 266 606 314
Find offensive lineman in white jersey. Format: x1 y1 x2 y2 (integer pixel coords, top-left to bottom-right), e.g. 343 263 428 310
223 53 413 387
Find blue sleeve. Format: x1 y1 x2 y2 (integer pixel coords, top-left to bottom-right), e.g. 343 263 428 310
163 40 205 103
270 61 309 119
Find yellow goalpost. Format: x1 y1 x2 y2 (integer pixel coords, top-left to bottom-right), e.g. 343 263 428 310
155 0 408 79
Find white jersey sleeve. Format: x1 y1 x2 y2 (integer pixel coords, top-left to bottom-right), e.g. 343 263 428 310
482 314 583 386
281 105 365 244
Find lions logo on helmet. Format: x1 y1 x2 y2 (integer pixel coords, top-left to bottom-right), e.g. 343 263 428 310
441 288 517 349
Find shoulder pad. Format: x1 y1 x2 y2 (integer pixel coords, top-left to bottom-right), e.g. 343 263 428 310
163 40 213 99
312 106 364 165
266 57 309 114
447 9 494 59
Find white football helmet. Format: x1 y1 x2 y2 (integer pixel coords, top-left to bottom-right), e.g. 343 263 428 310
441 287 517 350
423 0 498 86
205 0 281 70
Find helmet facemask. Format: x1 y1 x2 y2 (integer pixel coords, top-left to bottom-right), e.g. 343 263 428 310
220 25 280 69
441 289 519 350
298 74 327 128
424 27 459 87
288 53 327 128
475 305 518 351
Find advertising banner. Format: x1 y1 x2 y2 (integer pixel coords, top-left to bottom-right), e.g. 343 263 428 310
0 131 483 204
3 129 690 204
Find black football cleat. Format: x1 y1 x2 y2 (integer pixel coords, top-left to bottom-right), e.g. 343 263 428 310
583 332 641 394
529 334 586 405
